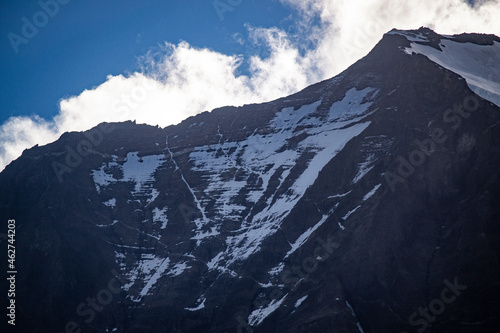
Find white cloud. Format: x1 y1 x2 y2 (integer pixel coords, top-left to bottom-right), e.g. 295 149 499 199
1 0 499 171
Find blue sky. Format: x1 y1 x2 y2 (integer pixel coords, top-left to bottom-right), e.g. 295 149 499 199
0 0 294 124
1 0 499 170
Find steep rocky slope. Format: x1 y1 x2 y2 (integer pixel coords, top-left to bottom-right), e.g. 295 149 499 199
1 28 500 332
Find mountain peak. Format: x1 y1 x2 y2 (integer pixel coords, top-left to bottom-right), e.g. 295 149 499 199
2 28 500 333
384 27 500 107
388 26 500 47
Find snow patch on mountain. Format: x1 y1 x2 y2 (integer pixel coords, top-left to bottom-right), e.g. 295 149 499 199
294 295 308 308
269 262 285 276
92 161 119 193
328 191 351 199
103 198 116 207
353 153 376 183
223 121 371 267
388 29 429 43
328 87 378 122
138 258 170 297
285 213 331 259
343 205 361 220
403 37 500 107
152 207 168 229
122 255 169 292
185 298 206 311
363 184 381 201
189 89 377 271
346 300 365 333
122 152 166 194
169 262 191 277
118 252 192 300
206 252 224 270
248 294 288 326
91 152 165 202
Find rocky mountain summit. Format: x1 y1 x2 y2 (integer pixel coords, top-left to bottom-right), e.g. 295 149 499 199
1 27 500 332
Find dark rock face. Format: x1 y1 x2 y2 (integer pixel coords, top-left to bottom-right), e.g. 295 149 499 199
1 28 499 333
